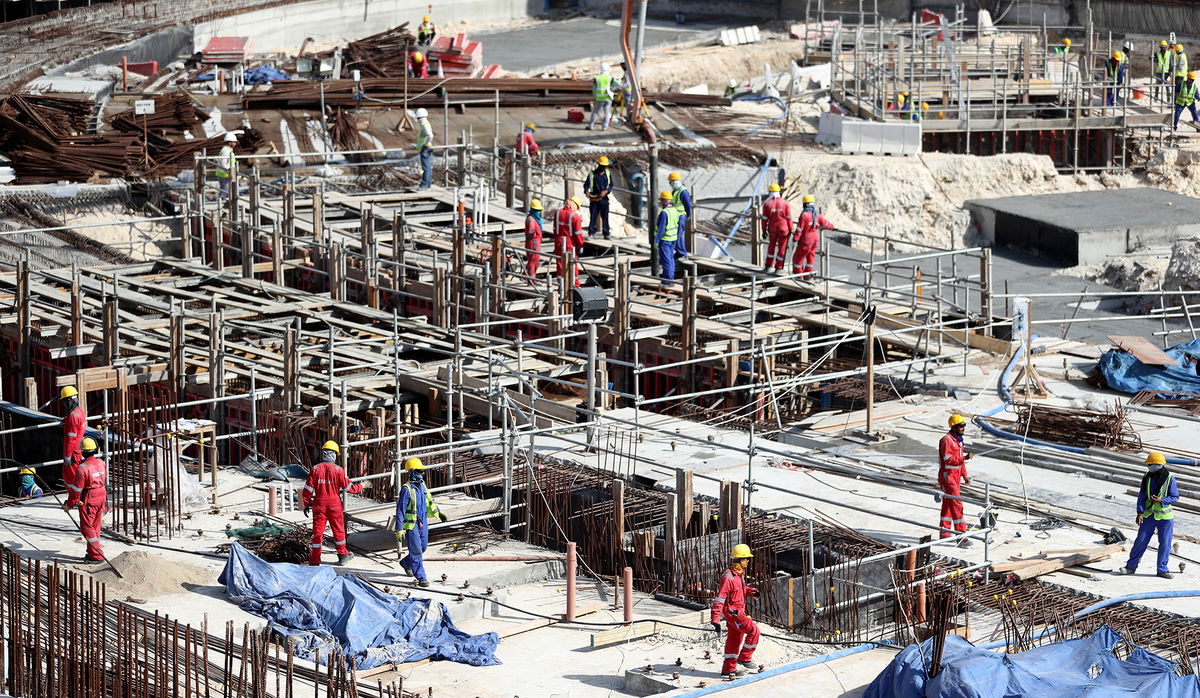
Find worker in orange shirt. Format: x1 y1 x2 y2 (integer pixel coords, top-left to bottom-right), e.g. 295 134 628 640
792 194 834 277
409 51 429 78
760 183 792 273
524 198 544 280
554 196 585 285
938 414 973 546
515 122 540 157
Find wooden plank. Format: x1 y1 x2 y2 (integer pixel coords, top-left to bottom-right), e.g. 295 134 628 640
588 610 706 647
1108 335 1175 366
1003 544 1124 580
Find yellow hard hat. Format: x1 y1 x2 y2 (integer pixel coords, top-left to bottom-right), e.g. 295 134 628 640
1190 71 1198 80
18 467 34 476
321 440 340 455
60 386 78 399
900 91 909 96
668 171 682 181
1063 38 1072 46
404 457 425 470
423 15 430 21
525 122 536 130
768 183 781 192
569 195 583 207
948 414 967 427
659 190 672 200
1177 44 1185 52
1145 452 1167 465
1161 40 1170 47
920 102 929 110
412 51 424 62
802 194 815 204
81 437 99 453
597 156 610 166
731 543 753 559
530 199 543 211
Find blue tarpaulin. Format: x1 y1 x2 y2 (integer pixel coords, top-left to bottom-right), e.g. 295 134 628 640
244 66 290 85
1097 338 1200 396
218 542 500 669
865 626 1200 698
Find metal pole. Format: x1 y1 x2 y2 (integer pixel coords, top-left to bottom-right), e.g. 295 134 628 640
250 366 258 458
634 0 649 78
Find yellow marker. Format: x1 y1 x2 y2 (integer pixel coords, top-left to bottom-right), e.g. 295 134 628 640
993 594 999 600
1007 589 1013 596
835 630 841 636
814 603 821 609
967 581 973 588
830 586 835 592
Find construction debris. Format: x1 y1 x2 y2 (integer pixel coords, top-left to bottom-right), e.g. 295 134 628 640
1013 402 1142 451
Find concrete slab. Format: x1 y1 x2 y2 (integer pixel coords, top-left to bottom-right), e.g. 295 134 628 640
476 17 712 73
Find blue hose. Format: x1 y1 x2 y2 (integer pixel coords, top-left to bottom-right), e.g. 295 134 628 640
671 643 886 697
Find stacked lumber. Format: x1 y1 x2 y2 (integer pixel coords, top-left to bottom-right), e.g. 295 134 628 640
989 544 1123 580
426 33 483 77
339 24 418 79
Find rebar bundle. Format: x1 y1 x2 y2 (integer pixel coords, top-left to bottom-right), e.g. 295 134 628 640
1013 402 1142 451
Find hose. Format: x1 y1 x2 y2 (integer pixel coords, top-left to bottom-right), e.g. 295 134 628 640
671 643 885 697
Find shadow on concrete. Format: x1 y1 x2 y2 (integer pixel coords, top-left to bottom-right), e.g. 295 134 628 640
561 673 627 691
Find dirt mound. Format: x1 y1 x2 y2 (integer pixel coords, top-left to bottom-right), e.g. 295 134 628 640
81 550 214 601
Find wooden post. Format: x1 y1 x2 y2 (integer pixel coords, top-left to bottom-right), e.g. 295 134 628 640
271 223 283 283
312 183 325 248
212 213 225 271
457 131 466 185
613 479 626 553
70 271 83 347
284 328 299 410
102 299 119 364
281 178 295 240
676 469 693 537
169 313 185 397
17 260 30 380
362 208 377 308
682 274 697 394
505 156 515 208
866 310 875 434
664 492 677 561
329 242 344 301
980 248 993 334
23 378 37 409
751 199 763 268
240 223 254 279
432 267 447 328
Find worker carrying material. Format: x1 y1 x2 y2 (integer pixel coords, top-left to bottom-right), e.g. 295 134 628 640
414 108 434 190
554 196 585 284
761 183 793 273
215 132 237 199
524 199 544 279
668 171 693 218
793 194 833 277
301 440 366 566
409 51 429 79
710 543 761 678
1106 50 1127 106
395 457 448 587
1118 452 1180 579
64 437 106 563
1175 72 1199 131
515 122 540 157
586 156 614 239
655 190 688 288
60 385 86 488
938 414 972 546
17 468 42 499
417 15 437 45
588 65 615 131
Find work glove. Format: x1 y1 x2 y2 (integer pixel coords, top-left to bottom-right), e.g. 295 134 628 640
361 480 373 490
395 531 405 542
438 512 449 523
61 501 71 512
747 587 760 598
303 506 311 517
710 621 722 636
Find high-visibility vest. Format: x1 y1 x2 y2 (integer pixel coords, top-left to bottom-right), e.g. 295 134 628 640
1156 50 1173 74
671 185 690 211
1053 46 1070 55
586 167 611 197
1178 81 1198 107
1146 473 1175 520
658 206 683 242
1108 58 1125 81
1177 52 1190 78
400 483 442 531
416 118 433 149
418 21 435 38
593 74 613 102
215 145 235 178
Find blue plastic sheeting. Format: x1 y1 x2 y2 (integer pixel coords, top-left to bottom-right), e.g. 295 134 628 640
218 543 500 669
244 66 290 85
1097 338 1200 396
864 626 1200 698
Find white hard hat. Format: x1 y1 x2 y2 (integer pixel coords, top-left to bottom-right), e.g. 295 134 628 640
601 65 610 74
728 78 737 87
414 108 429 119
224 132 237 142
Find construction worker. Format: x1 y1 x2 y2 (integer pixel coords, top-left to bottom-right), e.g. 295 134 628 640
655 190 688 287
1107 50 1127 106
896 90 910 114
414 108 434 189
586 156 613 239
588 65 615 131
668 171 693 218
64 436 106 563
616 62 633 111
555 196 585 284
793 194 833 277
215 132 237 200
515 122 539 157
724 79 738 98
1176 44 1189 94
938 414 972 546
409 51 429 79
395 457 448 588
60 385 85 488
301 440 366 566
710 544 760 678
1174 72 1199 130
417 15 437 45
524 198 544 279
1053 37 1072 55
1155 40 1174 101
1118 453 1179 579
910 102 929 122
761 183 793 274
17 468 42 498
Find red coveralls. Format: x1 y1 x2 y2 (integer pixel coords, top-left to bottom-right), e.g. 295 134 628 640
66 455 107 561
301 463 364 565
554 206 584 285
938 431 968 538
409 57 429 78
711 567 760 675
515 130 540 157
793 207 834 276
525 213 543 278
62 405 86 487
761 196 793 271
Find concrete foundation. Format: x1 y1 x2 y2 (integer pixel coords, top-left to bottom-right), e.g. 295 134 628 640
965 188 1200 266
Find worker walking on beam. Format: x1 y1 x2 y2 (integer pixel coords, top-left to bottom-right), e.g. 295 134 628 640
215 132 237 200
60 385 85 488
302 440 366 566
1175 72 1199 131
1118 452 1179 579
761 183 793 274
515 122 540 157
524 198 544 280
414 108 434 189
655 190 688 288
554 196 584 285
710 544 761 678
793 194 833 277
1106 50 1127 106
63 437 106 563
586 156 613 240
417 15 437 46
588 65 615 131
938 414 973 546
396 457 448 588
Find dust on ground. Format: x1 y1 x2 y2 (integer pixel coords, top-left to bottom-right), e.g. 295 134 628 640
76 550 216 602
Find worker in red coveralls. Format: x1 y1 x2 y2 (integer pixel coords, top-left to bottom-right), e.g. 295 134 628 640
938 414 973 547
63 436 106 563
301 440 368 566
760 183 792 274
515 122 540 157
793 194 834 277
554 196 584 285
60 385 86 488
524 198 544 280
710 544 760 678
409 51 429 78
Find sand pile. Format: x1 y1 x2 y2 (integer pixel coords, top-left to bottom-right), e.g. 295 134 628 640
80 550 215 601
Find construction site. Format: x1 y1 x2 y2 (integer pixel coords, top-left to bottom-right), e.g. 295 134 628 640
6 0 1200 696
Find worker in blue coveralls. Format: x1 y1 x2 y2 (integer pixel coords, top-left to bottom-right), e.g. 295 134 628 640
655 190 688 288
1118 452 1179 579
17 467 42 498
395 457 448 588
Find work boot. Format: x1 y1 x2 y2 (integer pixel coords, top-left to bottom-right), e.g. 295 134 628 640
337 552 354 566
80 557 104 564
417 579 431 588
1159 571 1176 579
957 539 973 548
1116 567 1135 575
737 661 759 672
721 668 747 679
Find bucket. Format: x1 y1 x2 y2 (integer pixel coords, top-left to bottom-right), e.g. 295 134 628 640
1133 87 1146 99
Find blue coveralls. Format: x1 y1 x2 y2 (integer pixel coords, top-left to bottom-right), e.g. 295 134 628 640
1125 469 1179 574
1106 58 1127 106
586 167 613 238
17 473 42 498
395 476 442 581
656 205 688 286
